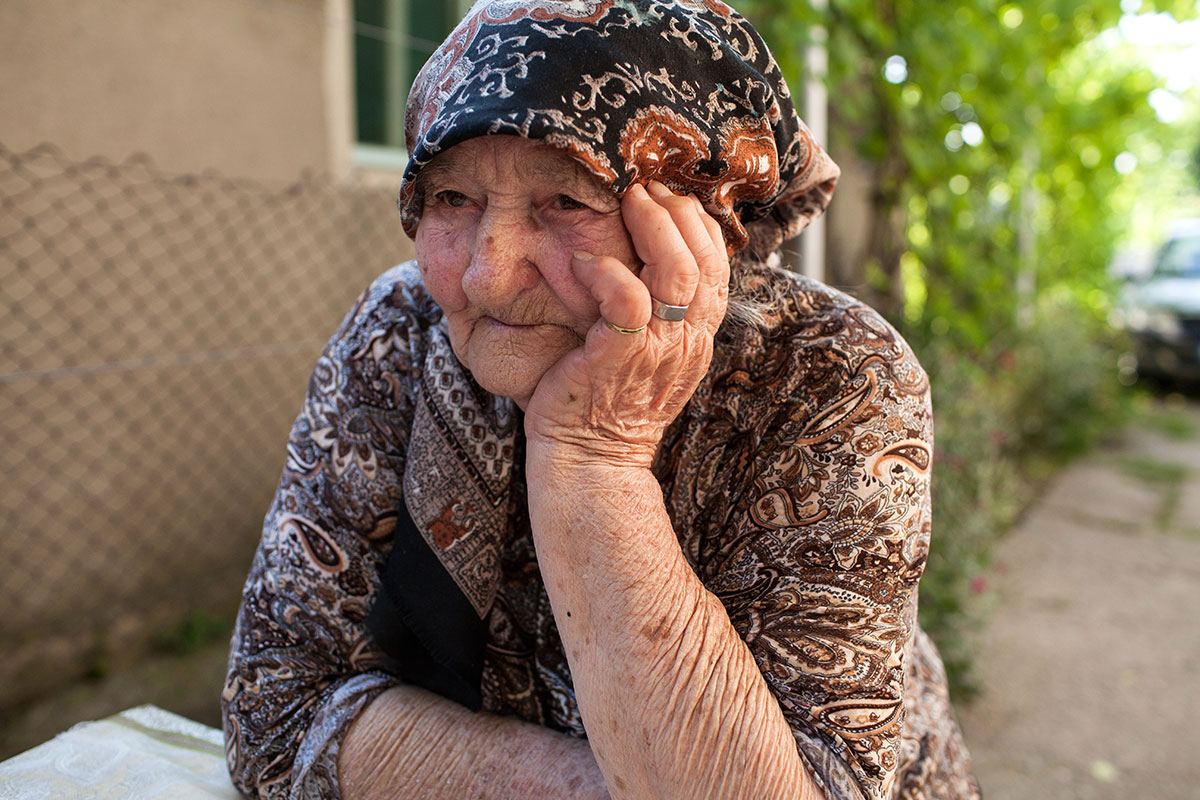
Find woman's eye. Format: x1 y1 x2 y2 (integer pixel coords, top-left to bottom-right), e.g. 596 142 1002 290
435 190 470 208
553 194 586 211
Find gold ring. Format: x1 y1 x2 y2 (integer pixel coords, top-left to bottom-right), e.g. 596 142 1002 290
604 320 647 335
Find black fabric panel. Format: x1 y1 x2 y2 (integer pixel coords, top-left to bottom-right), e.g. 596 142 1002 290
367 501 486 711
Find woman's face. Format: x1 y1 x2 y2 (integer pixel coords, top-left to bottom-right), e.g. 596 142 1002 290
414 136 637 409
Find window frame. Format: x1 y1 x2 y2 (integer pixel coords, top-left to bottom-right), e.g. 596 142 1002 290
348 0 471 171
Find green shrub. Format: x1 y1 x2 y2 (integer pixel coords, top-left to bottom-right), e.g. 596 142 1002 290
913 296 1131 697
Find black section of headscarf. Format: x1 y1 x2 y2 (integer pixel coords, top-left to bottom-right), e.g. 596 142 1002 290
398 0 839 256
367 497 486 711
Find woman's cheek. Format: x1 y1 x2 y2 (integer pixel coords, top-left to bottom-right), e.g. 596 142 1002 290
573 216 636 269
563 216 634 267
540 232 600 318
416 222 470 311
555 221 635 322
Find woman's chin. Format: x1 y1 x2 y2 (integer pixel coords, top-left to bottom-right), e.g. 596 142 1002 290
462 325 579 408
472 370 538 410
465 350 553 409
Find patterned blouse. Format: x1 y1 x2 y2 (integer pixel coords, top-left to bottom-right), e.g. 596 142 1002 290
222 259 980 800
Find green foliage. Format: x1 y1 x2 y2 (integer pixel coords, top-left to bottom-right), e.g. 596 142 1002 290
744 0 1197 342
739 0 1194 696
998 293 1133 459
1115 452 1187 528
1116 455 1187 484
914 345 1020 696
1135 399 1198 440
914 296 1133 695
152 611 233 657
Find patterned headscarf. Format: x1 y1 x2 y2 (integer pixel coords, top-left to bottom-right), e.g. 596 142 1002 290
398 0 839 260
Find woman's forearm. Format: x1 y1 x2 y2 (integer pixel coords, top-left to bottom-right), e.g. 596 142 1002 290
526 450 825 800
339 684 609 799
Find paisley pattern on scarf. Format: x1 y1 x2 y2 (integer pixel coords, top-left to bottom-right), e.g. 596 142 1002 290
223 262 980 800
398 0 839 261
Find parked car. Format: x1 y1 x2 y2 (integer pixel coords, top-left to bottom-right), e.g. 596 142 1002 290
1115 219 1200 382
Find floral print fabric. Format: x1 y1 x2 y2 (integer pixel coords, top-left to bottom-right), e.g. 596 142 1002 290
398 0 839 261
223 262 979 800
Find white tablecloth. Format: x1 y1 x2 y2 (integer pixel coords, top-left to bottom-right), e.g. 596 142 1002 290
0 705 240 799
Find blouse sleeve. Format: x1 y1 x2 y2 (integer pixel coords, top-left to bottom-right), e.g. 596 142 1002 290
222 264 431 799
679 293 934 800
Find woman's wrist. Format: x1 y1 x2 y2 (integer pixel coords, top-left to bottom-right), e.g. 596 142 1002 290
525 428 660 473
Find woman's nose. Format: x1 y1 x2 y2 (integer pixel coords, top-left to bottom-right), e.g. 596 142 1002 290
462 209 540 307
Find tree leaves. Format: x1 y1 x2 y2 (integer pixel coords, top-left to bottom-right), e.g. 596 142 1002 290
742 0 1198 349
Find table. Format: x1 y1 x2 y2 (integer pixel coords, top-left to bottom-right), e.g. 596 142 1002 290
0 705 240 799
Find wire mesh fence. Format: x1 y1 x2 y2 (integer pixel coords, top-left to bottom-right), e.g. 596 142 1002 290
0 143 413 710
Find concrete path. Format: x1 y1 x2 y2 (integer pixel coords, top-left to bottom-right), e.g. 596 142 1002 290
958 399 1200 800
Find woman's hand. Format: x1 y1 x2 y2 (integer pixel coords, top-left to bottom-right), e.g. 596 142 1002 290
519 183 821 800
523 181 730 466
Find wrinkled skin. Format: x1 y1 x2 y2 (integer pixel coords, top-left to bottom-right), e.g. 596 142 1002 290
414 135 729 463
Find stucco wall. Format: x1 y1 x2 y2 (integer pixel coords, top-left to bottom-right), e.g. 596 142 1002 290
0 0 331 181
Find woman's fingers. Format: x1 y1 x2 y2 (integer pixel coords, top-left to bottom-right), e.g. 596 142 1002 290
529 185 726 450
622 184 702 311
571 181 729 349
571 249 651 335
622 182 728 333
690 198 731 335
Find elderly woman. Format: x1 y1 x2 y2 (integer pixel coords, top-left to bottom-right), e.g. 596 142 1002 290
223 1 978 798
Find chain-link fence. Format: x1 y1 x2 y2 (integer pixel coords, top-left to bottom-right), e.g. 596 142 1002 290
0 143 414 711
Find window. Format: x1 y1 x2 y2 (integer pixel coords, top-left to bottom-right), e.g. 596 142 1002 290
352 0 466 169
